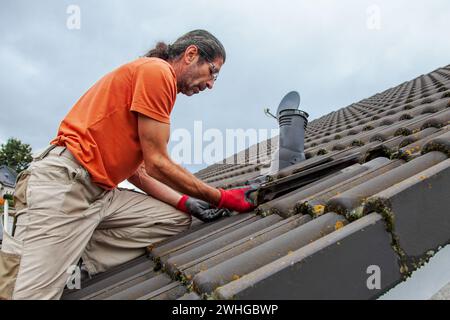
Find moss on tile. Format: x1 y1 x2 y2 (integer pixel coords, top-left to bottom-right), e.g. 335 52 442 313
179 272 193 285
392 149 412 162
394 127 412 136
324 202 347 217
362 197 410 279
421 121 443 130
422 140 450 157
351 139 365 147
398 138 415 149
370 135 384 142
295 201 314 216
153 257 163 271
312 204 326 217
399 114 412 121
334 220 344 230
265 207 280 217
347 205 365 221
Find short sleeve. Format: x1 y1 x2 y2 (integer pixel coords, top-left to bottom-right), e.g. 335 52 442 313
130 60 177 124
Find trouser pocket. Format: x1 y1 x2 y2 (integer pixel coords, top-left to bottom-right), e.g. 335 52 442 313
0 231 24 300
13 169 31 216
26 155 104 215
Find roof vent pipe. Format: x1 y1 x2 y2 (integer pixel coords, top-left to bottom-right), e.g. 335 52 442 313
265 91 309 174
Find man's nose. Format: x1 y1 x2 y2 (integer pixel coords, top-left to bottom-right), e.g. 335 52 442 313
206 80 214 90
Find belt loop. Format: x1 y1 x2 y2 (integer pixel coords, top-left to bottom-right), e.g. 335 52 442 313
57 146 67 156
33 144 57 161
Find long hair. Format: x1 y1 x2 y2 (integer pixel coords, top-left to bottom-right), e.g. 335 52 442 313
144 30 226 63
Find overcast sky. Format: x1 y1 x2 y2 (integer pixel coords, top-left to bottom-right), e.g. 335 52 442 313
1 0 450 173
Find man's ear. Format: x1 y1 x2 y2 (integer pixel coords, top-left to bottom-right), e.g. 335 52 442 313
184 45 199 64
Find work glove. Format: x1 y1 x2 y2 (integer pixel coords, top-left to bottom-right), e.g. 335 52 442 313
177 195 231 223
217 185 258 213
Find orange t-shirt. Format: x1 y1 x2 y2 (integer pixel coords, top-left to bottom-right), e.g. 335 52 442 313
51 57 177 190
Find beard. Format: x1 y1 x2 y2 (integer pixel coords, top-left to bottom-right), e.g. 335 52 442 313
177 65 202 96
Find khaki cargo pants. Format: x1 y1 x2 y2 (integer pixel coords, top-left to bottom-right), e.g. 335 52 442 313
0 145 191 300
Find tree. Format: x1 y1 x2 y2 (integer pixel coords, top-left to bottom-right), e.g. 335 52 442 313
0 138 33 173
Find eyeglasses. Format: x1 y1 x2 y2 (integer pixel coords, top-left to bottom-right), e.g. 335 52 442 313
208 62 219 82
197 46 219 82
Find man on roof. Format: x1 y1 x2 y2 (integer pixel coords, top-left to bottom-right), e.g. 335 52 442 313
0 30 255 300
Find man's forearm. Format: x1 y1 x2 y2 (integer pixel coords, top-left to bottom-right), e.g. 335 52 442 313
137 115 221 206
128 165 182 207
146 156 221 206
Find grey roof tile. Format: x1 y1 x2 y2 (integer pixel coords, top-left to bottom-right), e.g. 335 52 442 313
193 212 346 296
177 292 201 300
326 151 447 216
62 255 154 300
104 273 173 300
296 158 404 216
165 214 283 279
256 157 391 217
148 213 256 263
137 282 187 300
181 215 311 282
363 158 450 270
215 213 402 300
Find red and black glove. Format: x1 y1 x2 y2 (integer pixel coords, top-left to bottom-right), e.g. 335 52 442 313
177 195 231 223
217 186 258 213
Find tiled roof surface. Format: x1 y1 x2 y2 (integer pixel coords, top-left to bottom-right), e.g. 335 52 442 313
63 64 450 300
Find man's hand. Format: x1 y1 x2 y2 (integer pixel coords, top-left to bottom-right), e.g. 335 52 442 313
177 195 231 223
218 186 258 213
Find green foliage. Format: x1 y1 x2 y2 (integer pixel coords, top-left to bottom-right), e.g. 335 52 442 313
0 138 33 173
3 194 13 201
